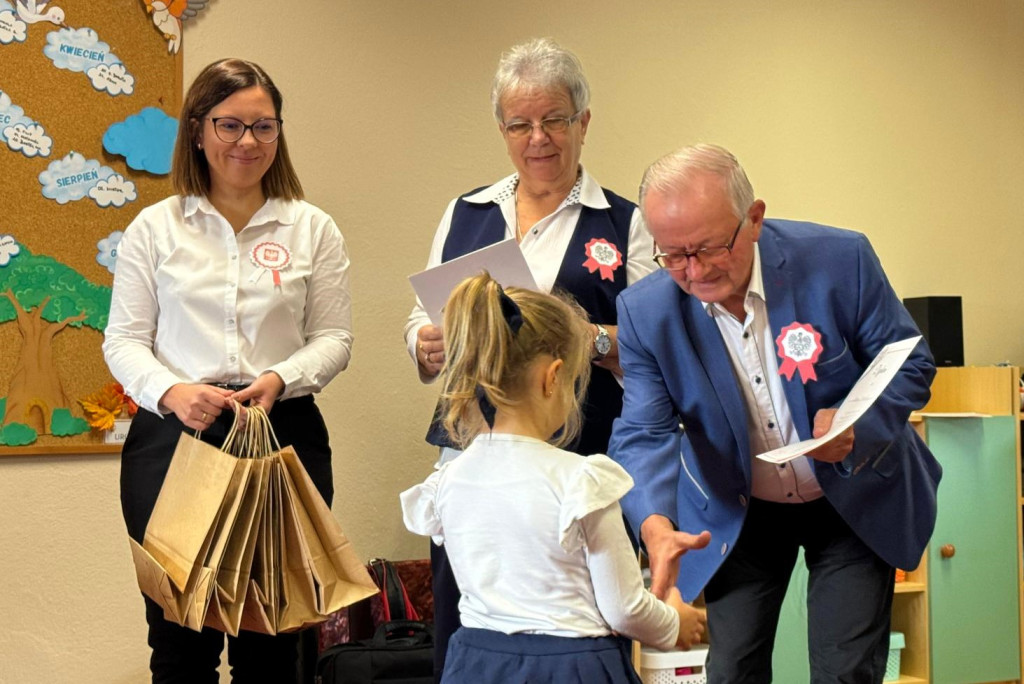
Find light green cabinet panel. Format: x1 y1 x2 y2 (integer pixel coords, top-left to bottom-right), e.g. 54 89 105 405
773 550 810 682
927 416 1020 684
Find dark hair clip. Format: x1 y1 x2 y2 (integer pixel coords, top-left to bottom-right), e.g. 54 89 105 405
497 286 523 335
475 384 497 429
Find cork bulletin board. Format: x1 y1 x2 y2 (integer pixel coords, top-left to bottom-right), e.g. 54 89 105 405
0 0 186 454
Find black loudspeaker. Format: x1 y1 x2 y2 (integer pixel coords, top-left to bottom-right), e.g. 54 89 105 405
902 296 964 367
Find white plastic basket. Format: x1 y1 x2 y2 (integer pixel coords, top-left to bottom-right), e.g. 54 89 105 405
640 645 709 684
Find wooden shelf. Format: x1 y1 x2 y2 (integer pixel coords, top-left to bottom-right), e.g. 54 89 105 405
893 676 928 684
894 581 926 594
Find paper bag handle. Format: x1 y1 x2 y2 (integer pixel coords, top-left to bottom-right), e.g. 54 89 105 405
220 402 282 458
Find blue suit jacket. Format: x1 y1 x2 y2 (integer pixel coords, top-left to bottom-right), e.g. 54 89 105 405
609 220 942 601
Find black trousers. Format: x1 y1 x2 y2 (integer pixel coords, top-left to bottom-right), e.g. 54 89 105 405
704 497 894 684
121 396 333 684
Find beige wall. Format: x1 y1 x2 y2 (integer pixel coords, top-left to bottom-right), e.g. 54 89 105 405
2 1 1022 681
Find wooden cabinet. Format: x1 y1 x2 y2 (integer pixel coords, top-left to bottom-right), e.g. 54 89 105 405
773 366 1023 684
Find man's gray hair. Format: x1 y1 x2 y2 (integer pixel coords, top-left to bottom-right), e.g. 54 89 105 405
639 144 755 220
490 37 590 123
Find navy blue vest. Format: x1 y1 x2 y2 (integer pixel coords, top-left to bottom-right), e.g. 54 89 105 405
426 185 636 456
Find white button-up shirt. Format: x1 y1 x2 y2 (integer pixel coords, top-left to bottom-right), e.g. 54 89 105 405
704 246 824 503
103 195 353 414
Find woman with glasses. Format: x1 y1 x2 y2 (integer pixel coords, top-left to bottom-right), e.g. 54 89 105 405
104 58 352 682
403 37 658 681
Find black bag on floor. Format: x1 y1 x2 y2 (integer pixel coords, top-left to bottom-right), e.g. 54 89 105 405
315 619 434 684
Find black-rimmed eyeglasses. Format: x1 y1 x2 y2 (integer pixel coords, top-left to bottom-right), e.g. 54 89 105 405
207 117 283 144
501 111 583 139
652 218 745 270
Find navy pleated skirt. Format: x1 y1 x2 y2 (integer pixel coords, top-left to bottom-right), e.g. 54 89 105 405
442 627 642 684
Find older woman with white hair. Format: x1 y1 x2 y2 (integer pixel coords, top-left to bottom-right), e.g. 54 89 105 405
403 37 656 681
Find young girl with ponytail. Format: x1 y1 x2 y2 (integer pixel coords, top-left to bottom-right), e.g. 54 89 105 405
400 272 707 683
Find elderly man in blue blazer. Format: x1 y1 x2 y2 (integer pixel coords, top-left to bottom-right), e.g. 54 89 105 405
609 144 941 684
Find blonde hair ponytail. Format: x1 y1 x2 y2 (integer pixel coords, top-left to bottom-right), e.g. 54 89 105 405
440 272 592 448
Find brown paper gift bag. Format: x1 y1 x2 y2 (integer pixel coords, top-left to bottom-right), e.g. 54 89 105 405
205 457 272 635
279 448 383 617
134 437 255 630
130 405 377 635
141 435 241 593
236 409 378 634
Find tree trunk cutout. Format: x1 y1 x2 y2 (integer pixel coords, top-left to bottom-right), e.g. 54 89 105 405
2 290 86 434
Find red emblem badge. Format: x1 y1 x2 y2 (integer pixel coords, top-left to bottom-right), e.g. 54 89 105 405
775 322 823 384
582 238 622 282
250 241 292 287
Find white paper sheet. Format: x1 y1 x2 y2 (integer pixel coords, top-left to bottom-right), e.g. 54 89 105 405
408 239 538 325
755 335 923 464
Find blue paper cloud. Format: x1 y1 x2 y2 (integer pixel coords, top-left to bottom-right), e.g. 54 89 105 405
38 151 116 205
103 107 177 175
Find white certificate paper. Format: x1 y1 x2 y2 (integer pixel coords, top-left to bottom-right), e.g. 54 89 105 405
408 239 538 325
755 336 923 464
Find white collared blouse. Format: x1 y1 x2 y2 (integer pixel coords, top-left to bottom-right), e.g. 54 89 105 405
103 195 353 414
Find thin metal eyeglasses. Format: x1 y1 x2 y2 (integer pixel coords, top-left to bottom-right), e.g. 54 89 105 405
501 111 583 139
207 117 283 144
652 218 746 270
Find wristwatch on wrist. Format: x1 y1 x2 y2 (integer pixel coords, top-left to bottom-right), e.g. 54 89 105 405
593 324 612 360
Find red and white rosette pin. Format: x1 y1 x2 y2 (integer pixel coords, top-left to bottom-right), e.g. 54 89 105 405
775 322 823 384
582 238 623 282
250 241 291 286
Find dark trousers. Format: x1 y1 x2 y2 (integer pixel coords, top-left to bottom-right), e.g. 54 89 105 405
704 497 894 684
121 397 334 684
430 540 462 684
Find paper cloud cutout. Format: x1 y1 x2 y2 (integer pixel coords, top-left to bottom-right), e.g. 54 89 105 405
4 122 52 157
44 27 114 71
96 230 123 274
0 2 27 44
0 234 20 266
38 151 116 204
88 174 137 208
88 62 135 96
43 27 135 97
0 90 32 141
103 107 177 174
0 91 52 157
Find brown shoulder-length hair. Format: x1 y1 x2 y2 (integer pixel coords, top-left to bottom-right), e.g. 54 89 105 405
171 58 304 200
